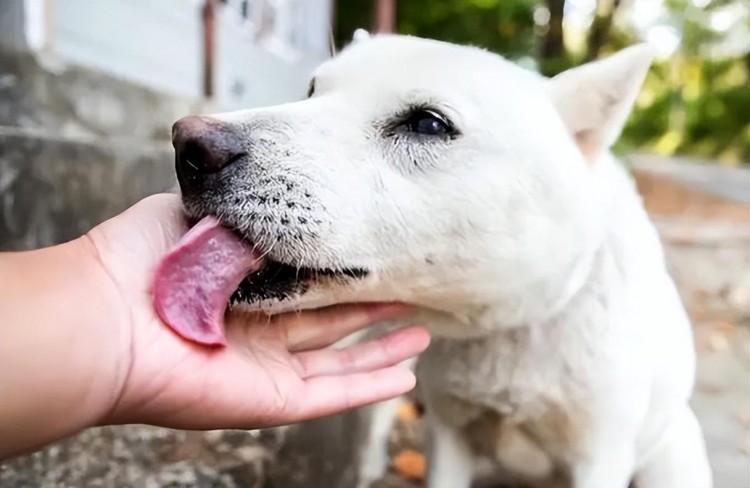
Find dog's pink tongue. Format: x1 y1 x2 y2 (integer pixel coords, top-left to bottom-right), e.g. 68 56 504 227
153 216 262 347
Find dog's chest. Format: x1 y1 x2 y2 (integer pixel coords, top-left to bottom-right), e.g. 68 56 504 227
417 322 601 462
421 325 588 410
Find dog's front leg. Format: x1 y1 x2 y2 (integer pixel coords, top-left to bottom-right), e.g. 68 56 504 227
356 397 401 488
571 447 635 488
426 415 474 488
633 406 712 488
356 355 417 488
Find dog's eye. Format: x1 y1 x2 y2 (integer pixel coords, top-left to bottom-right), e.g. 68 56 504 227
402 110 452 136
307 78 315 98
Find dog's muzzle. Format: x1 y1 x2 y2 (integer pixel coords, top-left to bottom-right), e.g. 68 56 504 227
172 116 247 197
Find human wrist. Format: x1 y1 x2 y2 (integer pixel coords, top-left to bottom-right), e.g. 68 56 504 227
0 236 131 457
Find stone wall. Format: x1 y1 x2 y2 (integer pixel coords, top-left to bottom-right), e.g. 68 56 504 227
0 49 203 251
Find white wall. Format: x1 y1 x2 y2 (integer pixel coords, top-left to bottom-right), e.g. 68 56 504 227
214 0 332 111
6 0 332 109
52 0 204 99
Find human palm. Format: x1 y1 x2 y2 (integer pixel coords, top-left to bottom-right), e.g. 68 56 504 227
87 194 428 429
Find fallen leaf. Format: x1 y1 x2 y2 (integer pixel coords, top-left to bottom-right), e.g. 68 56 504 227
707 332 729 352
393 448 426 481
396 400 420 423
711 319 739 337
695 319 739 352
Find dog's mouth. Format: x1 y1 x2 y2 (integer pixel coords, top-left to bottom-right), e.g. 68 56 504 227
152 215 367 347
231 262 368 305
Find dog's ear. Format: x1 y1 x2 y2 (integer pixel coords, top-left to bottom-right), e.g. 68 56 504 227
548 44 654 163
352 28 371 43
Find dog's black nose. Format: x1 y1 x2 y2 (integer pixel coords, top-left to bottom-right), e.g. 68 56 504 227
172 116 246 195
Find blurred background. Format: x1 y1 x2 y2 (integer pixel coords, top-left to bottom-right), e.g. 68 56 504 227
339 0 750 164
0 1 748 487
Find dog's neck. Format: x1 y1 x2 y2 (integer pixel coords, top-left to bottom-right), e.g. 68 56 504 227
414 246 601 338
418 155 660 339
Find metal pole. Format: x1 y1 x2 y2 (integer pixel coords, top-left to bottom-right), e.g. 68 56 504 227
375 0 395 33
202 0 216 98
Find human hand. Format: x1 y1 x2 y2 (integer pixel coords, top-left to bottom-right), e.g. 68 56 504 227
86 194 429 429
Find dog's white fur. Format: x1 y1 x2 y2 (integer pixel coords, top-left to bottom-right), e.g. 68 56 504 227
204 33 711 487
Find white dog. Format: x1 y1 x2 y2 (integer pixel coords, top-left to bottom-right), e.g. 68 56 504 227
168 32 712 488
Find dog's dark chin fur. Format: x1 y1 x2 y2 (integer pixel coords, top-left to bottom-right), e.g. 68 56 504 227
229 260 369 305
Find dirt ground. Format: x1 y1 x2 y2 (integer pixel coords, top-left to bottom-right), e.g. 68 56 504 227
2 156 749 487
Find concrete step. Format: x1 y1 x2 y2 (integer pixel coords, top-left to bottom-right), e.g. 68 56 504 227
0 126 176 251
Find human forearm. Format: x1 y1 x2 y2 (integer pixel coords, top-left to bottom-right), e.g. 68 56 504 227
0 237 127 459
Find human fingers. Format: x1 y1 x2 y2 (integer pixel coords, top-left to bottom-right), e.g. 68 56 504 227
293 326 429 378
290 366 417 422
282 302 410 352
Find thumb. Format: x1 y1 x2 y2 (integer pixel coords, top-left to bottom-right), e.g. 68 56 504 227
118 193 187 254
88 193 187 272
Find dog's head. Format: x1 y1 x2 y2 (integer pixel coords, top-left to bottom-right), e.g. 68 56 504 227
173 34 652 326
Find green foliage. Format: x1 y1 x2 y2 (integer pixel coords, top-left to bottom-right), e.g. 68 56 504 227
335 0 750 164
619 0 749 163
620 56 750 163
335 0 539 59
396 0 538 59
